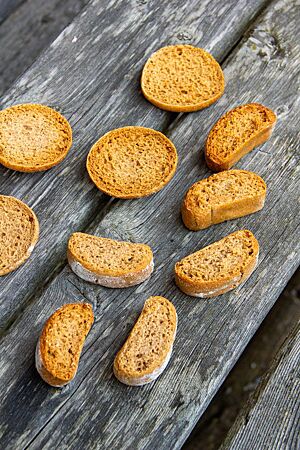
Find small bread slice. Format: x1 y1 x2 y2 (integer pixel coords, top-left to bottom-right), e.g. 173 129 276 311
68 232 154 288
114 296 177 386
36 303 94 387
182 170 266 230
141 44 225 112
205 103 276 171
175 230 259 298
86 126 177 198
0 195 39 275
0 103 72 172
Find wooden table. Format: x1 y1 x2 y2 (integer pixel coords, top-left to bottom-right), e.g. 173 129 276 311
0 0 299 448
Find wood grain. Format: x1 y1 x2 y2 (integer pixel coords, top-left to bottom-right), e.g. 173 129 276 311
0 0 299 448
0 0 90 96
0 0 24 24
221 323 300 450
0 0 270 333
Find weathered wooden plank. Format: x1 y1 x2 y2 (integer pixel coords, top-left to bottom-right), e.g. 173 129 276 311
0 0 299 448
0 0 90 96
0 0 269 333
221 323 300 450
0 0 24 24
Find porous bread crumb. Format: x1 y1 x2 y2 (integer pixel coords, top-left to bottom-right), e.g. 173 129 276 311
175 230 259 297
0 195 39 276
86 126 178 198
68 232 153 277
39 303 94 385
141 44 225 112
205 103 276 171
0 103 72 172
182 170 266 230
114 296 177 381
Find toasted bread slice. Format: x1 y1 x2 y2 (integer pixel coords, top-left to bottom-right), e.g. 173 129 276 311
0 195 39 275
86 126 177 198
205 103 276 171
175 230 259 297
0 103 72 172
182 170 266 230
141 45 225 112
36 303 94 387
114 296 177 386
68 232 154 288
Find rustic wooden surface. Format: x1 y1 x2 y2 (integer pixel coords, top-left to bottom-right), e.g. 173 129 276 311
221 323 300 450
0 0 299 449
0 0 270 333
0 0 90 96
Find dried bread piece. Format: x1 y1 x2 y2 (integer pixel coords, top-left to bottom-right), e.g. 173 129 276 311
0 103 72 172
68 232 154 288
182 170 266 230
141 44 225 112
175 230 259 298
205 103 276 171
0 195 39 275
36 303 94 387
114 296 177 386
86 126 177 198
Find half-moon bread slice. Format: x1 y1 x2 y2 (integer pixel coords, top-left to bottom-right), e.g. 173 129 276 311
36 303 94 387
182 170 266 230
175 230 259 297
114 296 177 386
68 232 154 288
205 103 276 171
0 195 39 275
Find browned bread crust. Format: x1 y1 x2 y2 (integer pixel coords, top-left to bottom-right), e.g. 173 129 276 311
0 103 72 172
0 195 39 275
175 230 259 297
86 126 178 198
68 232 154 287
36 303 94 387
114 296 177 385
205 103 276 171
141 45 225 112
182 170 266 230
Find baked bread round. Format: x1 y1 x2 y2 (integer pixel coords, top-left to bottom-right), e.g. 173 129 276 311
0 195 39 275
0 103 72 172
86 126 178 198
141 44 225 112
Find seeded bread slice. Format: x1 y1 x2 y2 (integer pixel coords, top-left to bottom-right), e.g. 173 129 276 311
205 103 277 171
36 303 94 387
141 45 225 112
114 296 177 386
86 126 178 198
175 230 259 298
0 195 39 275
68 232 154 288
182 170 267 230
0 103 72 172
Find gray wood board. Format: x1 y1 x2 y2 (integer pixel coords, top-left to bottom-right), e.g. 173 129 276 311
0 0 299 448
0 0 90 96
0 0 270 333
221 323 300 450
0 0 25 24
